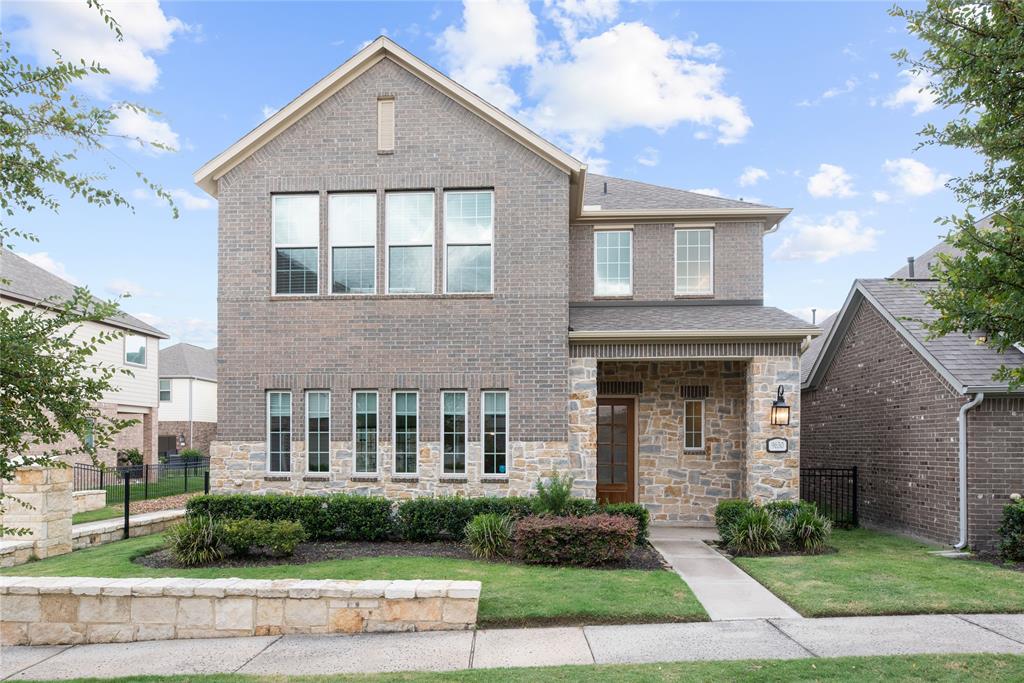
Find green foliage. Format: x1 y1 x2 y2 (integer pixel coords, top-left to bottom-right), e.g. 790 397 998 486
262 519 306 557
717 499 833 556
604 502 651 545
186 493 392 542
728 507 783 556
165 514 223 567
532 471 576 516
117 448 143 466
560 497 601 517
396 496 533 542
514 514 638 566
221 518 264 556
788 507 833 553
714 499 755 546
763 500 817 525
997 498 1024 563
464 513 515 560
178 448 205 461
891 1 1024 388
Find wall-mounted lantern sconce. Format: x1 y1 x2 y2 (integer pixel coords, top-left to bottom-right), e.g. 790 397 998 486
177 433 186 449
770 385 790 426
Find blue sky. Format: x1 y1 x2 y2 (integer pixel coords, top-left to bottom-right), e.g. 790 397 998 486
4 1 973 347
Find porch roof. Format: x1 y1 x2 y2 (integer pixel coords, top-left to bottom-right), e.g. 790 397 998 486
568 303 819 341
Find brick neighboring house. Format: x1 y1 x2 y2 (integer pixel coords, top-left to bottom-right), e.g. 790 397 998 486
192 37 818 524
0 249 168 467
802 240 1024 551
158 343 217 458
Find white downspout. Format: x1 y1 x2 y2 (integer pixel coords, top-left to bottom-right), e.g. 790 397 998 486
188 378 194 449
955 392 984 549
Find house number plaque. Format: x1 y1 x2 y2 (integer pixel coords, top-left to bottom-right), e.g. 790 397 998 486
766 437 789 453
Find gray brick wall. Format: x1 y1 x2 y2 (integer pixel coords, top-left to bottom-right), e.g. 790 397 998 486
216 57 569 443
569 221 763 302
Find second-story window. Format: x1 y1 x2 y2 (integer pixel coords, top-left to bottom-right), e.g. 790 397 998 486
594 229 632 296
124 334 147 366
273 194 319 295
444 190 493 293
159 379 171 402
387 192 434 294
675 228 713 296
330 193 377 294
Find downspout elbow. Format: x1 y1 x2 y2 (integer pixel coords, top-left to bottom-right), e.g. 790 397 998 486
955 392 984 550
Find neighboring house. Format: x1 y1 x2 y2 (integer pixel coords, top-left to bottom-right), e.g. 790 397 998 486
802 240 1024 551
192 37 817 524
0 249 168 467
158 343 217 457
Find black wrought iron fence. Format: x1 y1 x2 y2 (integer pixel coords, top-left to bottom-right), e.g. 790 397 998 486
73 459 210 505
800 466 858 527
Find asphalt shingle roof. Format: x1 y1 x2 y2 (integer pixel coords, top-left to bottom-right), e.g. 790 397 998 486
569 303 815 334
800 313 837 384
583 173 773 212
0 249 167 338
890 241 964 279
160 343 217 381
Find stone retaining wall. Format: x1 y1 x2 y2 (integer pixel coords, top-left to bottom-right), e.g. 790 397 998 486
0 467 72 560
0 577 480 645
73 490 107 515
71 510 186 551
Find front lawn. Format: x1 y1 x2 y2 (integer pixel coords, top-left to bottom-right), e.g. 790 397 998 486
36 655 1024 682
735 528 1024 617
0 534 707 627
72 505 123 524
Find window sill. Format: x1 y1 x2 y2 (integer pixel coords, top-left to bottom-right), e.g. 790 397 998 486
480 476 510 484
674 294 715 300
303 475 330 482
269 293 494 302
377 149 395 155
264 475 291 482
351 476 379 482
593 295 633 301
391 476 420 483
439 476 468 483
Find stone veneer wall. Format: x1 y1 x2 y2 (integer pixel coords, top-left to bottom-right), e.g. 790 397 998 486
0 577 480 645
0 467 72 560
599 361 747 524
745 355 801 502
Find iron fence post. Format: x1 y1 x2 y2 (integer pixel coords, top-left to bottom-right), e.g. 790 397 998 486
184 464 189 494
122 470 131 540
144 464 149 500
852 466 859 526
204 470 210 495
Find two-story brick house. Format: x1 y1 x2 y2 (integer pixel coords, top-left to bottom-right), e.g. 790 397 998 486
194 37 817 524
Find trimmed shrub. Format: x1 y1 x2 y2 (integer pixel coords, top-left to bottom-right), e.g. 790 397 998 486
117 448 143 467
532 471 576 515
788 507 832 552
179 448 205 461
561 497 601 518
763 500 816 524
728 507 783 556
396 496 534 542
514 514 637 566
263 519 307 556
222 518 264 556
714 499 754 545
326 495 393 541
464 513 515 559
166 514 223 566
998 498 1024 562
604 502 650 545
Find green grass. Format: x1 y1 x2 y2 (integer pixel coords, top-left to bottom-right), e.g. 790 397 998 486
0 534 706 627
30 655 1024 682
735 528 1024 617
72 505 123 525
97 470 206 505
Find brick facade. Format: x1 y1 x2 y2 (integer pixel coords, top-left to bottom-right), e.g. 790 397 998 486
802 300 1021 551
158 420 217 457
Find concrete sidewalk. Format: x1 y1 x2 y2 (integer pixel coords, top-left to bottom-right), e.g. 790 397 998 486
4 614 1023 679
649 527 801 621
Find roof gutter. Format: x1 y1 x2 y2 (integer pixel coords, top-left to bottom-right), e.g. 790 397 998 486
577 207 792 231
955 392 985 550
569 328 821 342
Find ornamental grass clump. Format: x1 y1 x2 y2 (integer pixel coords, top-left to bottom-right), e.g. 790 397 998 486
788 507 833 553
715 499 834 556
166 514 223 566
464 513 515 560
728 507 783 556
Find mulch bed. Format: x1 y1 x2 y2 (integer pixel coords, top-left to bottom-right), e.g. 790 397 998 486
129 493 199 515
967 553 1024 573
135 540 669 571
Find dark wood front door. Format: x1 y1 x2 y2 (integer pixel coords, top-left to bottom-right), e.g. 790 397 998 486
596 398 634 504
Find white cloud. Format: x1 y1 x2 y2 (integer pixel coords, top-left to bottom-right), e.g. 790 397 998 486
807 163 857 198
437 0 540 111
544 0 619 41
771 211 880 263
7 0 188 98
110 105 179 154
138 313 217 347
883 158 951 196
169 189 215 211
738 166 768 187
105 278 160 298
261 105 279 120
884 70 937 115
797 77 858 107
688 188 724 198
872 190 891 203
635 146 659 167
16 251 79 284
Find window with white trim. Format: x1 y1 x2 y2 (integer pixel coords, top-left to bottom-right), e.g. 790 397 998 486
674 228 713 295
353 391 378 474
306 391 330 473
267 391 292 473
393 391 418 474
442 391 467 475
444 190 493 293
124 334 146 366
329 193 377 294
683 399 704 450
159 379 171 402
386 192 434 294
594 229 632 296
482 391 508 475
273 194 319 295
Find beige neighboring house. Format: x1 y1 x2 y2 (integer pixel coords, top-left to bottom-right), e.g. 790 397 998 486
0 249 168 467
158 343 217 457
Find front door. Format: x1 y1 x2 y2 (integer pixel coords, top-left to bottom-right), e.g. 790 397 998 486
596 398 634 504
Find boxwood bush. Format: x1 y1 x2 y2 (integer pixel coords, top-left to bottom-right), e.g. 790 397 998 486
998 497 1024 562
514 514 637 566
397 496 534 542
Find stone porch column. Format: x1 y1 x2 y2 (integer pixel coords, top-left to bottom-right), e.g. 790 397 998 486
745 355 801 502
0 466 73 559
568 357 598 499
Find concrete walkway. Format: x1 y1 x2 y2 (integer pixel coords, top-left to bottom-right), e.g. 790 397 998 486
649 527 801 621
4 614 1023 679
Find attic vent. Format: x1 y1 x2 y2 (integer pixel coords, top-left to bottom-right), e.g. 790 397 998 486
598 380 642 395
377 97 395 152
681 385 710 400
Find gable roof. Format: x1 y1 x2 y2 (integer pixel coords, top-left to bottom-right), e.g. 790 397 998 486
0 249 167 339
802 278 1024 394
194 36 586 210
569 302 819 340
890 240 964 279
799 312 837 384
160 343 217 381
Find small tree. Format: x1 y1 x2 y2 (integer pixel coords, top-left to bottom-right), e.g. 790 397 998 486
891 1 1024 388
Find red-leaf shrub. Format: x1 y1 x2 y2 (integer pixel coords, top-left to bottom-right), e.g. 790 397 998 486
513 513 637 566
